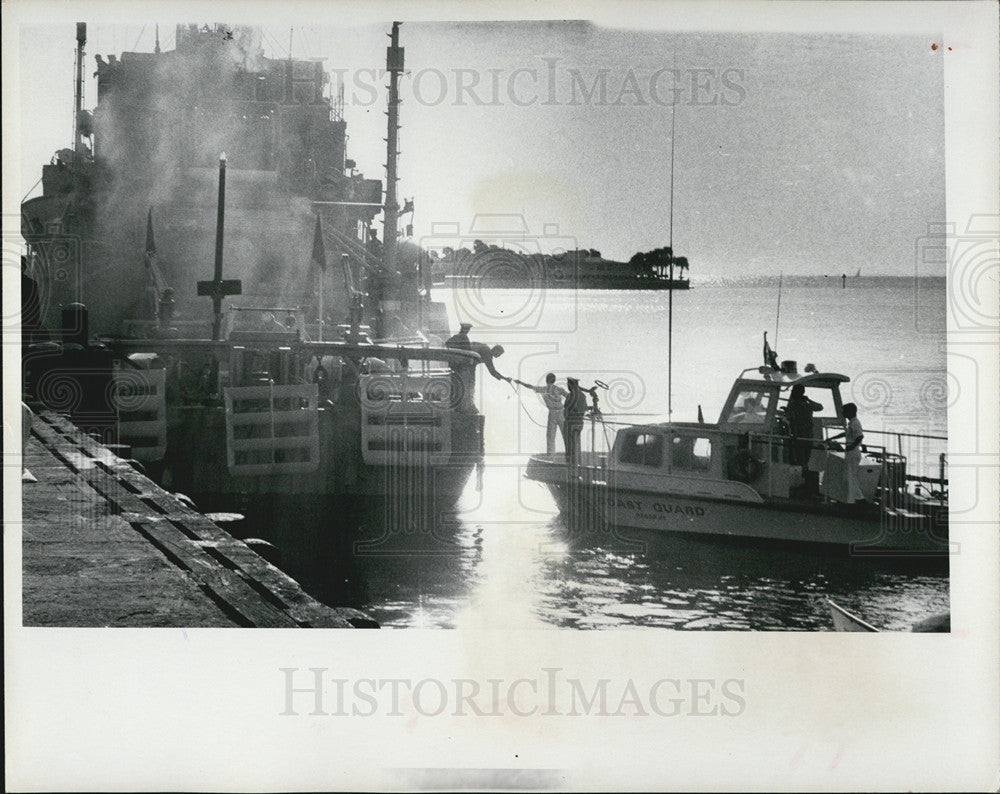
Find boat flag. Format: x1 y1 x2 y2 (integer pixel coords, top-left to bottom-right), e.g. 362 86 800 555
763 332 779 369
311 213 326 271
402 198 414 215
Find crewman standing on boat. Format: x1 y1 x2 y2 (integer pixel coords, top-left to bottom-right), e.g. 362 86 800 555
514 372 568 454
563 377 589 467
785 383 823 496
827 402 865 504
842 402 865 503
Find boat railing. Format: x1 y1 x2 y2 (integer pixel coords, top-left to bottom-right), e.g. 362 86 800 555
582 413 618 462
746 428 947 506
821 425 947 492
746 429 900 502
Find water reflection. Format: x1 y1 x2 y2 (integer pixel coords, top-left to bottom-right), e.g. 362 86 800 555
222 489 947 631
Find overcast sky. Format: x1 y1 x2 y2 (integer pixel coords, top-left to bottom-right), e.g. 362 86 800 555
19 19 945 275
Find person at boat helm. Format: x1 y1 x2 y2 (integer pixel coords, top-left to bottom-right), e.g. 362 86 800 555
563 377 590 468
731 395 767 423
513 372 568 454
785 383 824 496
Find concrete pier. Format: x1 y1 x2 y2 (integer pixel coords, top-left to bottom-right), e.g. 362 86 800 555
21 408 377 628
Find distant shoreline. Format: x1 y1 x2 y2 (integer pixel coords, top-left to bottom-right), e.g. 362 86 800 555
689 275 947 287
438 274 946 290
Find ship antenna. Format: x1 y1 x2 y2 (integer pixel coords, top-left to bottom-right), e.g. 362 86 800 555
774 271 783 351
74 23 86 157
667 50 678 419
382 23 403 287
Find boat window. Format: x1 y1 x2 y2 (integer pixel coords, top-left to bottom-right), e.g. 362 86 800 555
618 432 664 467
671 436 713 472
726 390 773 424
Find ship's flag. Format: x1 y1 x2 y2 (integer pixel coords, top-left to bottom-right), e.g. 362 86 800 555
145 207 157 263
311 213 326 271
402 198 414 215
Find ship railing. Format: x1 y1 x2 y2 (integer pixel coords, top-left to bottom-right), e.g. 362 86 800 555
122 319 211 339
224 306 306 340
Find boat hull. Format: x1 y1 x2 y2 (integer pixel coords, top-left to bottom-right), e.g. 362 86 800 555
827 600 880 631
525 455 949 554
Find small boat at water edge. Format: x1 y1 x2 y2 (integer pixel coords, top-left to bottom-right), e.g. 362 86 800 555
827 600 879 632
525 343 949 555
827 599 950 632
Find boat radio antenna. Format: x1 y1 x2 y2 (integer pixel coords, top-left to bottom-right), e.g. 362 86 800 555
774 271 783 351
667 49 678 419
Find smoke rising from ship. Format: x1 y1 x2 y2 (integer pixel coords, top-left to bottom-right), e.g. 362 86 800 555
89 24 349 333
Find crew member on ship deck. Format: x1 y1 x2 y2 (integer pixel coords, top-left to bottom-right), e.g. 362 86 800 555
445 323 510 412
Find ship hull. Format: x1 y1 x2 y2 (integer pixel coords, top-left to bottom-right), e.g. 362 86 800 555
163 403 478 506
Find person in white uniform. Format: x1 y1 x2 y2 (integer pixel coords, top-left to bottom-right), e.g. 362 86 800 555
514 373 568 454
828 402 866 503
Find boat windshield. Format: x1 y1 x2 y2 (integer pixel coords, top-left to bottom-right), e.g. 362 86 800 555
725 389 775 424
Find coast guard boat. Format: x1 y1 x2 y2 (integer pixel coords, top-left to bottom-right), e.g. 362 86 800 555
524 350 949 553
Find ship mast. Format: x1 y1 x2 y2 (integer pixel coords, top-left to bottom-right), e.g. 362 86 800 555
73 23 86 157
382 21 403 280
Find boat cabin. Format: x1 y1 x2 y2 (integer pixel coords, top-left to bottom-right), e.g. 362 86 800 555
717 367 848 432
607 364 855 502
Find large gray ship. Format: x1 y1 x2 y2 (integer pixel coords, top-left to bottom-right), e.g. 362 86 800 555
21 23 484 523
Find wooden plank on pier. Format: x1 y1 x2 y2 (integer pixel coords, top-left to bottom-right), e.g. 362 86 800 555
23 409 372 628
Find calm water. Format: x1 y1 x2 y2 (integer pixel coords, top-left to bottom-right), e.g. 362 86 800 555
237 278 950 630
